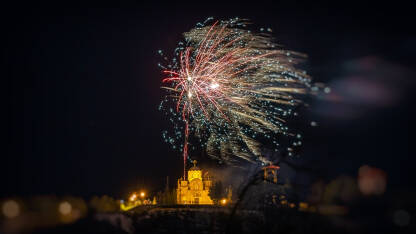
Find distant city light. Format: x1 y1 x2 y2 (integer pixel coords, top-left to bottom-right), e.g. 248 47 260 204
140 192 145 198
358 165 387 196
2 200 20 218
221 199 227 205
129 193 138 202
59 201 72 215
299 202 309 211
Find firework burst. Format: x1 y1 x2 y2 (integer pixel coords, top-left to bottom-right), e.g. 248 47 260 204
159 18 314 172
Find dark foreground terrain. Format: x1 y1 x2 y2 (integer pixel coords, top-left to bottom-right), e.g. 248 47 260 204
29 205 412 234
34 207 330 234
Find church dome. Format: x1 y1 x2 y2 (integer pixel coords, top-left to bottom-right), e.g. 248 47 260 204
189 160 200 171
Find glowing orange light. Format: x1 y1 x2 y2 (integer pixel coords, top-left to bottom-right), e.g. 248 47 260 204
59 201 72 215
140 192 145 198
358 165 387 196
2 200 20 218
129 193 138 202
221 199 227 205
299 202 309 211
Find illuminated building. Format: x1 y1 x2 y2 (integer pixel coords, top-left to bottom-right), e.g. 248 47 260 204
177 160 213 205
262 164 280 183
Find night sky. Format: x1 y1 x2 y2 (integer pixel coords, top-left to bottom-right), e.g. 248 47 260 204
3 1 415 198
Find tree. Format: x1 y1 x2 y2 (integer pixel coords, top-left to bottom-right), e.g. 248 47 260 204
157 189 177 205
209 181 224 204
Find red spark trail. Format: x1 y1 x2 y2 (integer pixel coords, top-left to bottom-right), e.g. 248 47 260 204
161 18 312 168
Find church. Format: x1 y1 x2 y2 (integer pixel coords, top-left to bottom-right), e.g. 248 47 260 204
177 160 214 205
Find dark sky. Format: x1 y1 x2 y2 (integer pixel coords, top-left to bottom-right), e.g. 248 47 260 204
3 1 415 198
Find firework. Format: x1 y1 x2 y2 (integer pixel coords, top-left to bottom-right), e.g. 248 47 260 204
160 18 313 173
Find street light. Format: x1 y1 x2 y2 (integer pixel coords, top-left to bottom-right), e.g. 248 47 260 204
140 191 145 199
129 193 137 202
220 198 227 205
